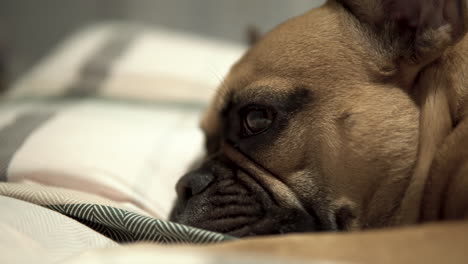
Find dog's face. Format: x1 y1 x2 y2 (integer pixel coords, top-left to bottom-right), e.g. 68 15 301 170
170 0 467 237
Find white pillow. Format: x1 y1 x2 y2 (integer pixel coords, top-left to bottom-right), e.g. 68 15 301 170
0 99 203 219
0 23 246 219
6 23 246 103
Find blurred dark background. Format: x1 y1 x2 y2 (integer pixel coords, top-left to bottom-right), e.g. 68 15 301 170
0 0 324 84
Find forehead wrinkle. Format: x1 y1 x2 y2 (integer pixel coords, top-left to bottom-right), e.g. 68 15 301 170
210 80 233 115
234 85 274 102
232 84 306 108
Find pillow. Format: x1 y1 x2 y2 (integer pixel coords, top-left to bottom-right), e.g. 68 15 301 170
0 98 204 219
5 23 246 103
0 195 117 264
0 23 246 219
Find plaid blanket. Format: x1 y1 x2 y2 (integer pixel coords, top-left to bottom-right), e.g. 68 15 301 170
0 99 205 218
0 23 246 219
0 183 233 264
0 23 245 263
0 183 232 244
5 23 245 103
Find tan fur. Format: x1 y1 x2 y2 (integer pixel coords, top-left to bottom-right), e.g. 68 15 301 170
399 28 468 223
207 0 468 228
95 221 468 263
422 118 468 220
207 221 468 264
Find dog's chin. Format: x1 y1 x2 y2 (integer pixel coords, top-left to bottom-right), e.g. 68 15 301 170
170 168 320 237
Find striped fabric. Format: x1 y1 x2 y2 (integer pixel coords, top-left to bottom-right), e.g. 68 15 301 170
0 22 245 219
6 23 246 103
0 99 205 219
1 183 233 244
0 23 245 219
0 111 55 181
0 99 235 244
0 195 118 264
47 204 232 244
0 22 246 250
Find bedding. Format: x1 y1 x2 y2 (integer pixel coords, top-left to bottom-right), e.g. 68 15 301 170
0 183 232 243
4 23 245 102
0 98 204 219
0 23 246 263
0 22 246 219
0 195 117 264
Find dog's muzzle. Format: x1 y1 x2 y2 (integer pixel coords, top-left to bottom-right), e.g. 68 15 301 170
170 144 320 237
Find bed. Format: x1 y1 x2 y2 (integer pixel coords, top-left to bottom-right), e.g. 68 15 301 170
1 23 466 264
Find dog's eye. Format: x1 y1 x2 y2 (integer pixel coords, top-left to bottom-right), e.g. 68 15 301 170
242 106 274 136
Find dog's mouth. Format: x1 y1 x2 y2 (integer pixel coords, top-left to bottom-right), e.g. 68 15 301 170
173 176 265 236
170 143 321 237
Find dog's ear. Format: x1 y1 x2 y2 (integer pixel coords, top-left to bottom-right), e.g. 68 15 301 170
338 0 468 65
246 25 263 46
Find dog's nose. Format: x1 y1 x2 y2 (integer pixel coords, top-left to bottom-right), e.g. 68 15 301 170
176 168 215 200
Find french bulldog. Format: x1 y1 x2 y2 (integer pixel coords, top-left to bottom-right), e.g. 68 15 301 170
170 0 468 237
